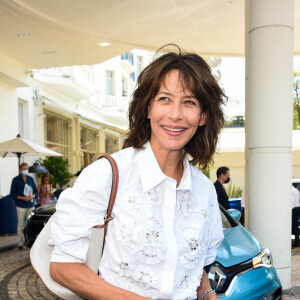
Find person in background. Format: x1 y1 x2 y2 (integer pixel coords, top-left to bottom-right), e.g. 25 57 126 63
38 174 53 206
10 162 38 250
214 166 230 210
292 184 300 247
49 45 226 300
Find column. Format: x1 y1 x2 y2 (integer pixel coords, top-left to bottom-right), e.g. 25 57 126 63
245 0 294 289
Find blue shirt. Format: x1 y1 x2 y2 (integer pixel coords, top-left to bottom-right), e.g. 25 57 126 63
10 174 38 208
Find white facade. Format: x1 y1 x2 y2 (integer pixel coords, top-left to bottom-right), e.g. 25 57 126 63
1 49 300 197
0 49 153 197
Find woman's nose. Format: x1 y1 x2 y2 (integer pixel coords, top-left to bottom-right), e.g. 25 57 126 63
168 102 183 121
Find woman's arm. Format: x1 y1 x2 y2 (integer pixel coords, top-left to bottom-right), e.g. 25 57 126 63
37 184 43 197
50 262 153 300
197 270 217 300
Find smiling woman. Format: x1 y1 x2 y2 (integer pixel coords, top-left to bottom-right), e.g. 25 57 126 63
124 44 227 169
49 44 227 300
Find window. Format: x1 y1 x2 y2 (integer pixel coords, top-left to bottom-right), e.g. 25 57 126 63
122 78 127 96
18 102 25 136
137 56 143 77
121 52 134 65
106 71 114 95
80 126 98 167
105 135 119 154
44 112 70 158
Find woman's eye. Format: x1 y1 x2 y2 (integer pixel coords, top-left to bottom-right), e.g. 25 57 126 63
158 97 170 102
185 100 197 106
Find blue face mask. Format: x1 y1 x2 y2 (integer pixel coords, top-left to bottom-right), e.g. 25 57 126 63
21 170 29 175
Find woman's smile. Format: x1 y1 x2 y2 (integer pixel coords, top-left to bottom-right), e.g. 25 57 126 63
162 125 186 135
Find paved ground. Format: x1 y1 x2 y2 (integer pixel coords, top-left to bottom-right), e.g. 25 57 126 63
0 248 59 300
0 246 299 299
283 246 300 300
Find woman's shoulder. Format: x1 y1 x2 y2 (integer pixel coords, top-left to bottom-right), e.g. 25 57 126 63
86 147 136 176
189 164 213 187
111 146 138 172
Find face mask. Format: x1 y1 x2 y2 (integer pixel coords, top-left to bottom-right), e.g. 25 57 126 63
21 170 29 175
224 177 230 184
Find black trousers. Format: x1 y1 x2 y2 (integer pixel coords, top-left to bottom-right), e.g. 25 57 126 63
292 207 300 245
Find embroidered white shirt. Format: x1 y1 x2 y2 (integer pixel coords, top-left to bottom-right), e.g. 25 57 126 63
49 142 224 300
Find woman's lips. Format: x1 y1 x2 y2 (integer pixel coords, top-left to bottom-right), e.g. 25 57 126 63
162 125 186 136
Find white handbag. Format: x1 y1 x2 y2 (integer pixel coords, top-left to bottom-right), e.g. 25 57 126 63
30 155 119 300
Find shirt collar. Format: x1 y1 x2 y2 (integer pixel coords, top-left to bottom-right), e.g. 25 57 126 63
177 155 192 191
137 142 192 192
137 141 167 192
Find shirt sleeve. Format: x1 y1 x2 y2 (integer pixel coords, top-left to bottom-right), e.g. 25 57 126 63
10 178 18 200
49 158 113 263
204 184 224 266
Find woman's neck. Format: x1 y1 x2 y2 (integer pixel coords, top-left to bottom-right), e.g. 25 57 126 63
153 148 184 186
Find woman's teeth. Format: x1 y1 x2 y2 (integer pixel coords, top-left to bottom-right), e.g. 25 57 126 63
164 126 184 132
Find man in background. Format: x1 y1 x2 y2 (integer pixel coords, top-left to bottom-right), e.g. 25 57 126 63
292 184 300 247
214 166 230 210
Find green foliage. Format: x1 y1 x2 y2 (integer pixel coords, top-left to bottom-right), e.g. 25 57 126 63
294 108 300 130
293 72 300 129
196 163 210 178
225 181 242 198
202 164 210 179
41 156 73 188
225 115 245 128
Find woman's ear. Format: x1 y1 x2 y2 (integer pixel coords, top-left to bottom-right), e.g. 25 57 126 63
199 113 207 126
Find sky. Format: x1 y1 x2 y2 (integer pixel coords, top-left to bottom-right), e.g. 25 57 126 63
220 57 245 101
219 56 300 118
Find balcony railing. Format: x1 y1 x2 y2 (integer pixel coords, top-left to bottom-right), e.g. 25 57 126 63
89 94 129 112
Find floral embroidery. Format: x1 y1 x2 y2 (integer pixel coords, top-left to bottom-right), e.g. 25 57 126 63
145 187 161 205
176 191 192 216
134 270 157 286
115 255 130 277
138 215 165 264
114 209 141 248
200 208 208 218
175 273 202 299
126 191 143 210
179 227 208 269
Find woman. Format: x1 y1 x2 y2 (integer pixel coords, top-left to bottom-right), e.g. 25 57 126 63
49 45 226 300
37 174 52 206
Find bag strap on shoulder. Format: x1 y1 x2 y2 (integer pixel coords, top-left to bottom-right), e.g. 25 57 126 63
94 154 119 230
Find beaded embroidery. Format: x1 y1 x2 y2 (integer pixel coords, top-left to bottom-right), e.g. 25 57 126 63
115 255 130 277
176 190 192 216
138 215 165 264
145 187 162 205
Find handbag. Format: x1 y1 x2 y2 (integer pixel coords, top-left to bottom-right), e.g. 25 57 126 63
30 155 119 300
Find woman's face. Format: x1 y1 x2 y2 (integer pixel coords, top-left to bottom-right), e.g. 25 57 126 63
148 69 206 156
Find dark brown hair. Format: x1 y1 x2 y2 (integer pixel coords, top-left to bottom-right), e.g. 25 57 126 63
123 44 227 169
41 174 49 184
19 162 28 170
217 166 229 178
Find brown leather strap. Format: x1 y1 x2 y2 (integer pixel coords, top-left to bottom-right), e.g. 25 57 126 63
93 155 119 253
93 154 119 227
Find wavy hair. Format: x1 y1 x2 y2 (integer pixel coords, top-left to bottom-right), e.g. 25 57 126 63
123 45 227 169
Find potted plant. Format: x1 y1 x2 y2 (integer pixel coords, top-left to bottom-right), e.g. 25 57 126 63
40 157 74 197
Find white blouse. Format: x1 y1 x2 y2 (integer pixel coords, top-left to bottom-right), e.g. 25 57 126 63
49 142 224 300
